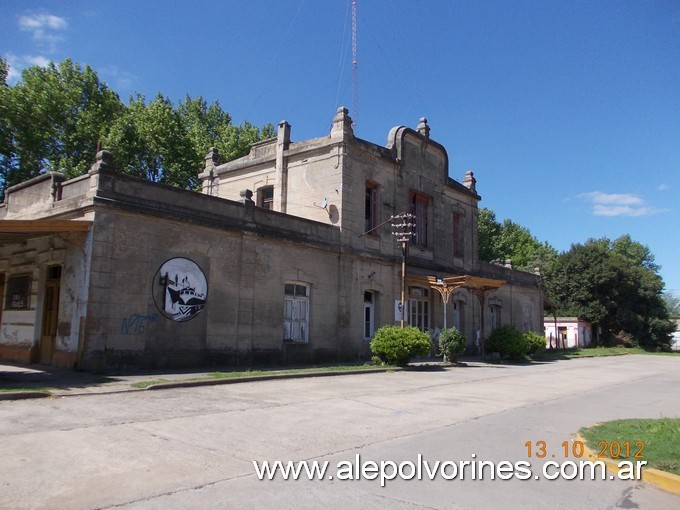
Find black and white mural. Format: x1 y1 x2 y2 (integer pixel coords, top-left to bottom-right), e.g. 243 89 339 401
153 258 207 322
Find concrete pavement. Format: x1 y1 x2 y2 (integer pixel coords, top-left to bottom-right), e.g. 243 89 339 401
1 355 679 509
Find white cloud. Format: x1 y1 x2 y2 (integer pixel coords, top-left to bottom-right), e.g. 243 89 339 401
99 66 139 92
4 53 51 83
578 191 666 217
658 183 669 191
18 13 67 32
17 12 68 52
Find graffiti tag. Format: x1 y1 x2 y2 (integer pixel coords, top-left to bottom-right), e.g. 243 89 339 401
121 313 158 335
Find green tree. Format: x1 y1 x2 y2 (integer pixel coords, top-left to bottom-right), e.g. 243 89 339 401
0 59 124 191
478 207 557 272
544 236 674 350
105 94 198 188
1 58 275 194
176 95 275 170
478 208 502 263
177 95 232 164
0 59 11 187
0 57 8 85
663 292 680 319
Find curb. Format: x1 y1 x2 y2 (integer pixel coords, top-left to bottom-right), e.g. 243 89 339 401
145 367 402 390
1 366 403 399
576 433 680 495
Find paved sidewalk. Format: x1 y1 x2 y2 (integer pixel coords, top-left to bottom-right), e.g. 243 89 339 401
0 360 415 398
0 362 225 397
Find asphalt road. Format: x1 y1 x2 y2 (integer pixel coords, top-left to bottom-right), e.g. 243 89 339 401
1 355 679 509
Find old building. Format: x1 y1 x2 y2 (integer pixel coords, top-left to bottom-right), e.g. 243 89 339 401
0 108 543 370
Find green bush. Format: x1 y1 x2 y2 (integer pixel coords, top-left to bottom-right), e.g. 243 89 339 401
438 327 467 362
485 325 527 360
370 325 432 366
523 331 547 354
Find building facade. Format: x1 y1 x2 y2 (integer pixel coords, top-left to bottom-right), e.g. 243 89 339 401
544 317 593 349
0 108 544 370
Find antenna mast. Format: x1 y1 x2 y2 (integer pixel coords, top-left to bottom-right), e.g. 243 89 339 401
351 0 357 129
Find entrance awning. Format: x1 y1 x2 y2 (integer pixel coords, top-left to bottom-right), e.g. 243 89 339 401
0 220 92 245
406 274 505 294
406 274 505 357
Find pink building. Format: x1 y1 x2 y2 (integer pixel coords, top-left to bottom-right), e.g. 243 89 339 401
544 317 592 349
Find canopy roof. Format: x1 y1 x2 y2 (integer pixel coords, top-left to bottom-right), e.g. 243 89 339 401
0 220 92 245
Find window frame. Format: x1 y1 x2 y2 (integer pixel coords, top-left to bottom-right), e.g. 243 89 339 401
5 274 31 310
408 286 430 332
283 282 310 343
490 304 501 331
363 291 375 340
452 212 464 259
364 181 378 235
409 191 429 247
258 185 274 210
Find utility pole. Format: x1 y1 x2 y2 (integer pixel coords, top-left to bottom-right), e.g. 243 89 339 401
351 0 358 129
391 213 415 328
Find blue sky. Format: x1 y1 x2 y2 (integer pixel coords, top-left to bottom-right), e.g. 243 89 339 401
2 1 679 294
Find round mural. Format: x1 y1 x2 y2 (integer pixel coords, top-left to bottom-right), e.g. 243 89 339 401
152 258 208 322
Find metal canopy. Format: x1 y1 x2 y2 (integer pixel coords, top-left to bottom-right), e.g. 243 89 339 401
406 274 505 358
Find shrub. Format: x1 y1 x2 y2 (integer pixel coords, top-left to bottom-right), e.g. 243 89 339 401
438 327 467 362
523 331 547 354
485 325 527 360
370 325 432 366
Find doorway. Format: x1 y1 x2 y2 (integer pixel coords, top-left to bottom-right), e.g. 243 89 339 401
39 266 61 365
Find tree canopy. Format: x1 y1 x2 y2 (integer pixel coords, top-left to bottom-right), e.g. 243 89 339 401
0 57 274 194
663 292 680 319
544 236 674 350
478 207 557 272
478 208 673 350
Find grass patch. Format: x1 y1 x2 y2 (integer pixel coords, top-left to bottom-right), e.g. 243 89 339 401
580 419 680 475
0 387 50 393
532 346 643 360
203 364 392 380
130 379 169 389
130 363 393 388
532 346 680 361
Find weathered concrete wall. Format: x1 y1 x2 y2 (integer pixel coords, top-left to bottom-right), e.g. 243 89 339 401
0 232 89 367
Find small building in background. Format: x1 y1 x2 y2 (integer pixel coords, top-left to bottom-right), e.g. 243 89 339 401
544 317 592 349
671 319 680 351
